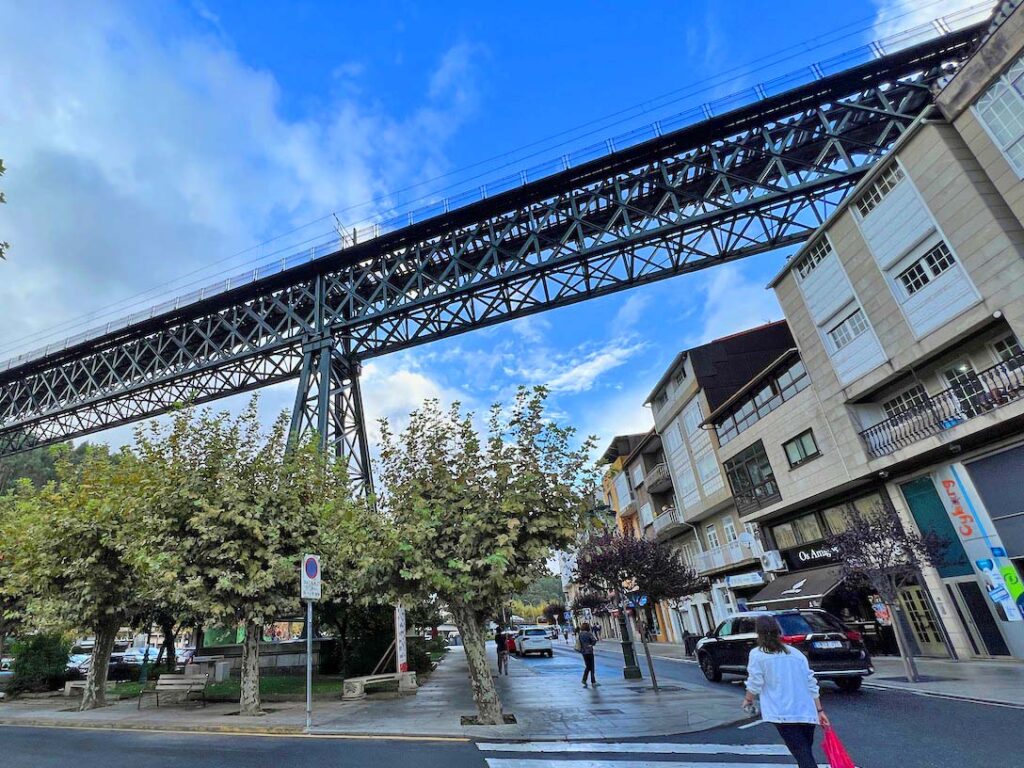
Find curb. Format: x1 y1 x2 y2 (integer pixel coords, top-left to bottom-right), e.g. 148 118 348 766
0 718 304 736
861 683 1024 709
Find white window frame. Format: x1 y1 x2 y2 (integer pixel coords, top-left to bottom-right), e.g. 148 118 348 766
973 54 1024 179
722 519 738 543
631 463 645 488
894 240 957 299
826 306 869 352
795 236 832 281
664 420 684 453
613 470 632 507
696 452 720 484
854 161 905 218
705 524 721 550
682 399 703 436
883 384 929 418
990 333 1023 364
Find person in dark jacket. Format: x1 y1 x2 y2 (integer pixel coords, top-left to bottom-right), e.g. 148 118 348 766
495 625 509 676
578 622 598 688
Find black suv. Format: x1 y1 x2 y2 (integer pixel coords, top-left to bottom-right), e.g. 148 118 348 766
695 609 873 692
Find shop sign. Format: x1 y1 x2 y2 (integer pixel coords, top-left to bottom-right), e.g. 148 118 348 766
935 467 1024 622
783 542 840 570
726 572 766 588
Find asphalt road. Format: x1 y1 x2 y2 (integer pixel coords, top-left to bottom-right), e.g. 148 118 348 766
2 643 1017 768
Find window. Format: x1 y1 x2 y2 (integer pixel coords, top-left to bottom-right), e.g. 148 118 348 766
639 502 653 527
723 519 738 543
696 453 719 484
896 241 956 297
772 521 798 549
793 514 824 544
683 401 703 436
782 429 820 468
975 55 1024 176
714 358 809 445
672 366 686 387
796 237 831 280
654 390 668 409
743 522 759 542
631 464 645 488
827 308 869 351
706 524 721 550
822 505 849 535
992 334 1023 365
613 470 632 508
664 421 683 453
855 162 905 217
681 542 696 566
850 493 887 521
883 385 928 418
733 617 756 635
723 440 780 514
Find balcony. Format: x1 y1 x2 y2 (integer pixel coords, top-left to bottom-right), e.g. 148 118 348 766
860 353 1024 458
693 539 764 575
652 506 683 537
645 462 673 494
618 498 638 518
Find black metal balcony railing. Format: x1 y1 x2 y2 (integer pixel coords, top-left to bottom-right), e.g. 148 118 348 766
733 479 782 515
860 353 1024 458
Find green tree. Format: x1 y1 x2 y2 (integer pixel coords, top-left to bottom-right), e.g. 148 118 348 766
368 387 596 724
2 450 149 709
514 575 564 605
575 530 706 690
135 399 359 715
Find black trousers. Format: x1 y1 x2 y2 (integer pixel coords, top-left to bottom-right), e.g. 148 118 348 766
775 723 817 768
581 653 596 683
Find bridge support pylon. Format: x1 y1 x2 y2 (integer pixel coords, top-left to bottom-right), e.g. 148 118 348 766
288 336 372 492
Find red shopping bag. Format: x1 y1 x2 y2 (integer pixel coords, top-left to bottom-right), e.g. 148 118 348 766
823 726 856 768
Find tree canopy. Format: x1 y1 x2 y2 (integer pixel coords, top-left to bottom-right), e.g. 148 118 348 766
366 387 596 723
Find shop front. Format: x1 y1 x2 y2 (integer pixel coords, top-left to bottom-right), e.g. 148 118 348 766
750 489 949 658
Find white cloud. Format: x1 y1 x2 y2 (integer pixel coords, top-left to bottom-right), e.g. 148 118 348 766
611 291 652 330
685 264 781 346
544 343 645 394
871 0 986 41
577 385 654 454
361 358 474 443
0 1 481 361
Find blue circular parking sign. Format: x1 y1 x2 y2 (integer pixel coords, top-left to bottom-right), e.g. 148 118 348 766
304 557 319 579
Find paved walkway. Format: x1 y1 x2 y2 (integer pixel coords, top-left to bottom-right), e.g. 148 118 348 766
0 646 743 738
635 640 1024 707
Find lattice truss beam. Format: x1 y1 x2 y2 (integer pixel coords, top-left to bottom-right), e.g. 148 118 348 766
0 28 981 455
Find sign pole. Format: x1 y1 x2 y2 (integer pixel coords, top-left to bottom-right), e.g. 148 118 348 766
306 598 313 733
300 553 321 735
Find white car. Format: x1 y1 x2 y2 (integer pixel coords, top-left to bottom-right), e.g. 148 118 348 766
514 626 553 657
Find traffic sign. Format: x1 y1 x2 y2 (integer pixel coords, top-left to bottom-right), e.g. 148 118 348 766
301 554 321 600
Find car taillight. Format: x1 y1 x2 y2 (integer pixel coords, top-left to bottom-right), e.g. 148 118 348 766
846 630 862 642
782 634 808 644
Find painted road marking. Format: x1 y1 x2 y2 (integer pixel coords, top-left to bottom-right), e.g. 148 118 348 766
482 761 830 768
477 742 789 755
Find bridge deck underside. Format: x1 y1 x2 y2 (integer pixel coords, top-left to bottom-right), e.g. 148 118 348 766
0 27 983 456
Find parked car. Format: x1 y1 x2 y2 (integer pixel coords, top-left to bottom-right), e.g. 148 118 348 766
122 646 160 665
514 626 554 657
695 609 873 692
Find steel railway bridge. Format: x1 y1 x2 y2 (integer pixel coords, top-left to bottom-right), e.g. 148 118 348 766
0 24 988 485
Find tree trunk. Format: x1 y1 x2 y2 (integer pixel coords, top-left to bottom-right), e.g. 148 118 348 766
239 619 263 715
888 601 920 682
81 617 118 711
451 604 504 725
641 607 660 691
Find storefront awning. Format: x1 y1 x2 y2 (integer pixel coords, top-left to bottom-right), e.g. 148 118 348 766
745 565 845 611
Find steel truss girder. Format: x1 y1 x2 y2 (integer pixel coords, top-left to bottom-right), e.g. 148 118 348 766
0 27 983 456
287 337 372 490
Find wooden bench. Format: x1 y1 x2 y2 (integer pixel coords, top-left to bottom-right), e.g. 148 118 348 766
342 671 417 700
63 680 116 697
138 673 209 709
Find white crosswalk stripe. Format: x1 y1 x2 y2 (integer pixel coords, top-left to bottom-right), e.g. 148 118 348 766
475 741 831 768
479 761 828 768
477 742 791 755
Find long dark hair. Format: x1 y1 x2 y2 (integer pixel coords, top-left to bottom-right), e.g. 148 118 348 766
755 615 789 654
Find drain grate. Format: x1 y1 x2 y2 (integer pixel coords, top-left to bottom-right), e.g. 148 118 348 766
590 708 624 715
627 684 683 693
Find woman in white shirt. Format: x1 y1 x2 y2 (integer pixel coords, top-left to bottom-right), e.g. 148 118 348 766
741 615 830 768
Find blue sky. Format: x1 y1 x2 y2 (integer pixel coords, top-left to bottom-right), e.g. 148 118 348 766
0 0 985 454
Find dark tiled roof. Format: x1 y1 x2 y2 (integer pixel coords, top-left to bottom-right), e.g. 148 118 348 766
688 321 795 411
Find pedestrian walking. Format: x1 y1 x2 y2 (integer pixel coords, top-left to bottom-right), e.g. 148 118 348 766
562 626 569 643
495 625 509 676
578 622 598 688
741 615 830 768
592 622 602 641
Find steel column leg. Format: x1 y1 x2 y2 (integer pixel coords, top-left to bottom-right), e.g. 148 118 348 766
287 338 372 492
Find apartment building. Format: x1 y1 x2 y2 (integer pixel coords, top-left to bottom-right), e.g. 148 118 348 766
643 322 794 637
713 3 1024 661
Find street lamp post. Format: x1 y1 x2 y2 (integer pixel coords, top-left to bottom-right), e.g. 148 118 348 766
615 589 642 680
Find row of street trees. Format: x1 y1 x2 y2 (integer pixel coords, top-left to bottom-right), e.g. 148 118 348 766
0 386 597 724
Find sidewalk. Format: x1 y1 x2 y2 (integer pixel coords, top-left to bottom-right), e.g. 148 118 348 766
0 646 744 739
635 640 1024 707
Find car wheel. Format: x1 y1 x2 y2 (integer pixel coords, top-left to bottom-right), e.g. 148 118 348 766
835 677 863 692
547 650 553 658
698 652 722 682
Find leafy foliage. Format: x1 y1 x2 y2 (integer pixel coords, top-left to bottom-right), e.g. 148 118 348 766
367 387 597 723
542 601 566 626
514 575 564 605
7 633 70 694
